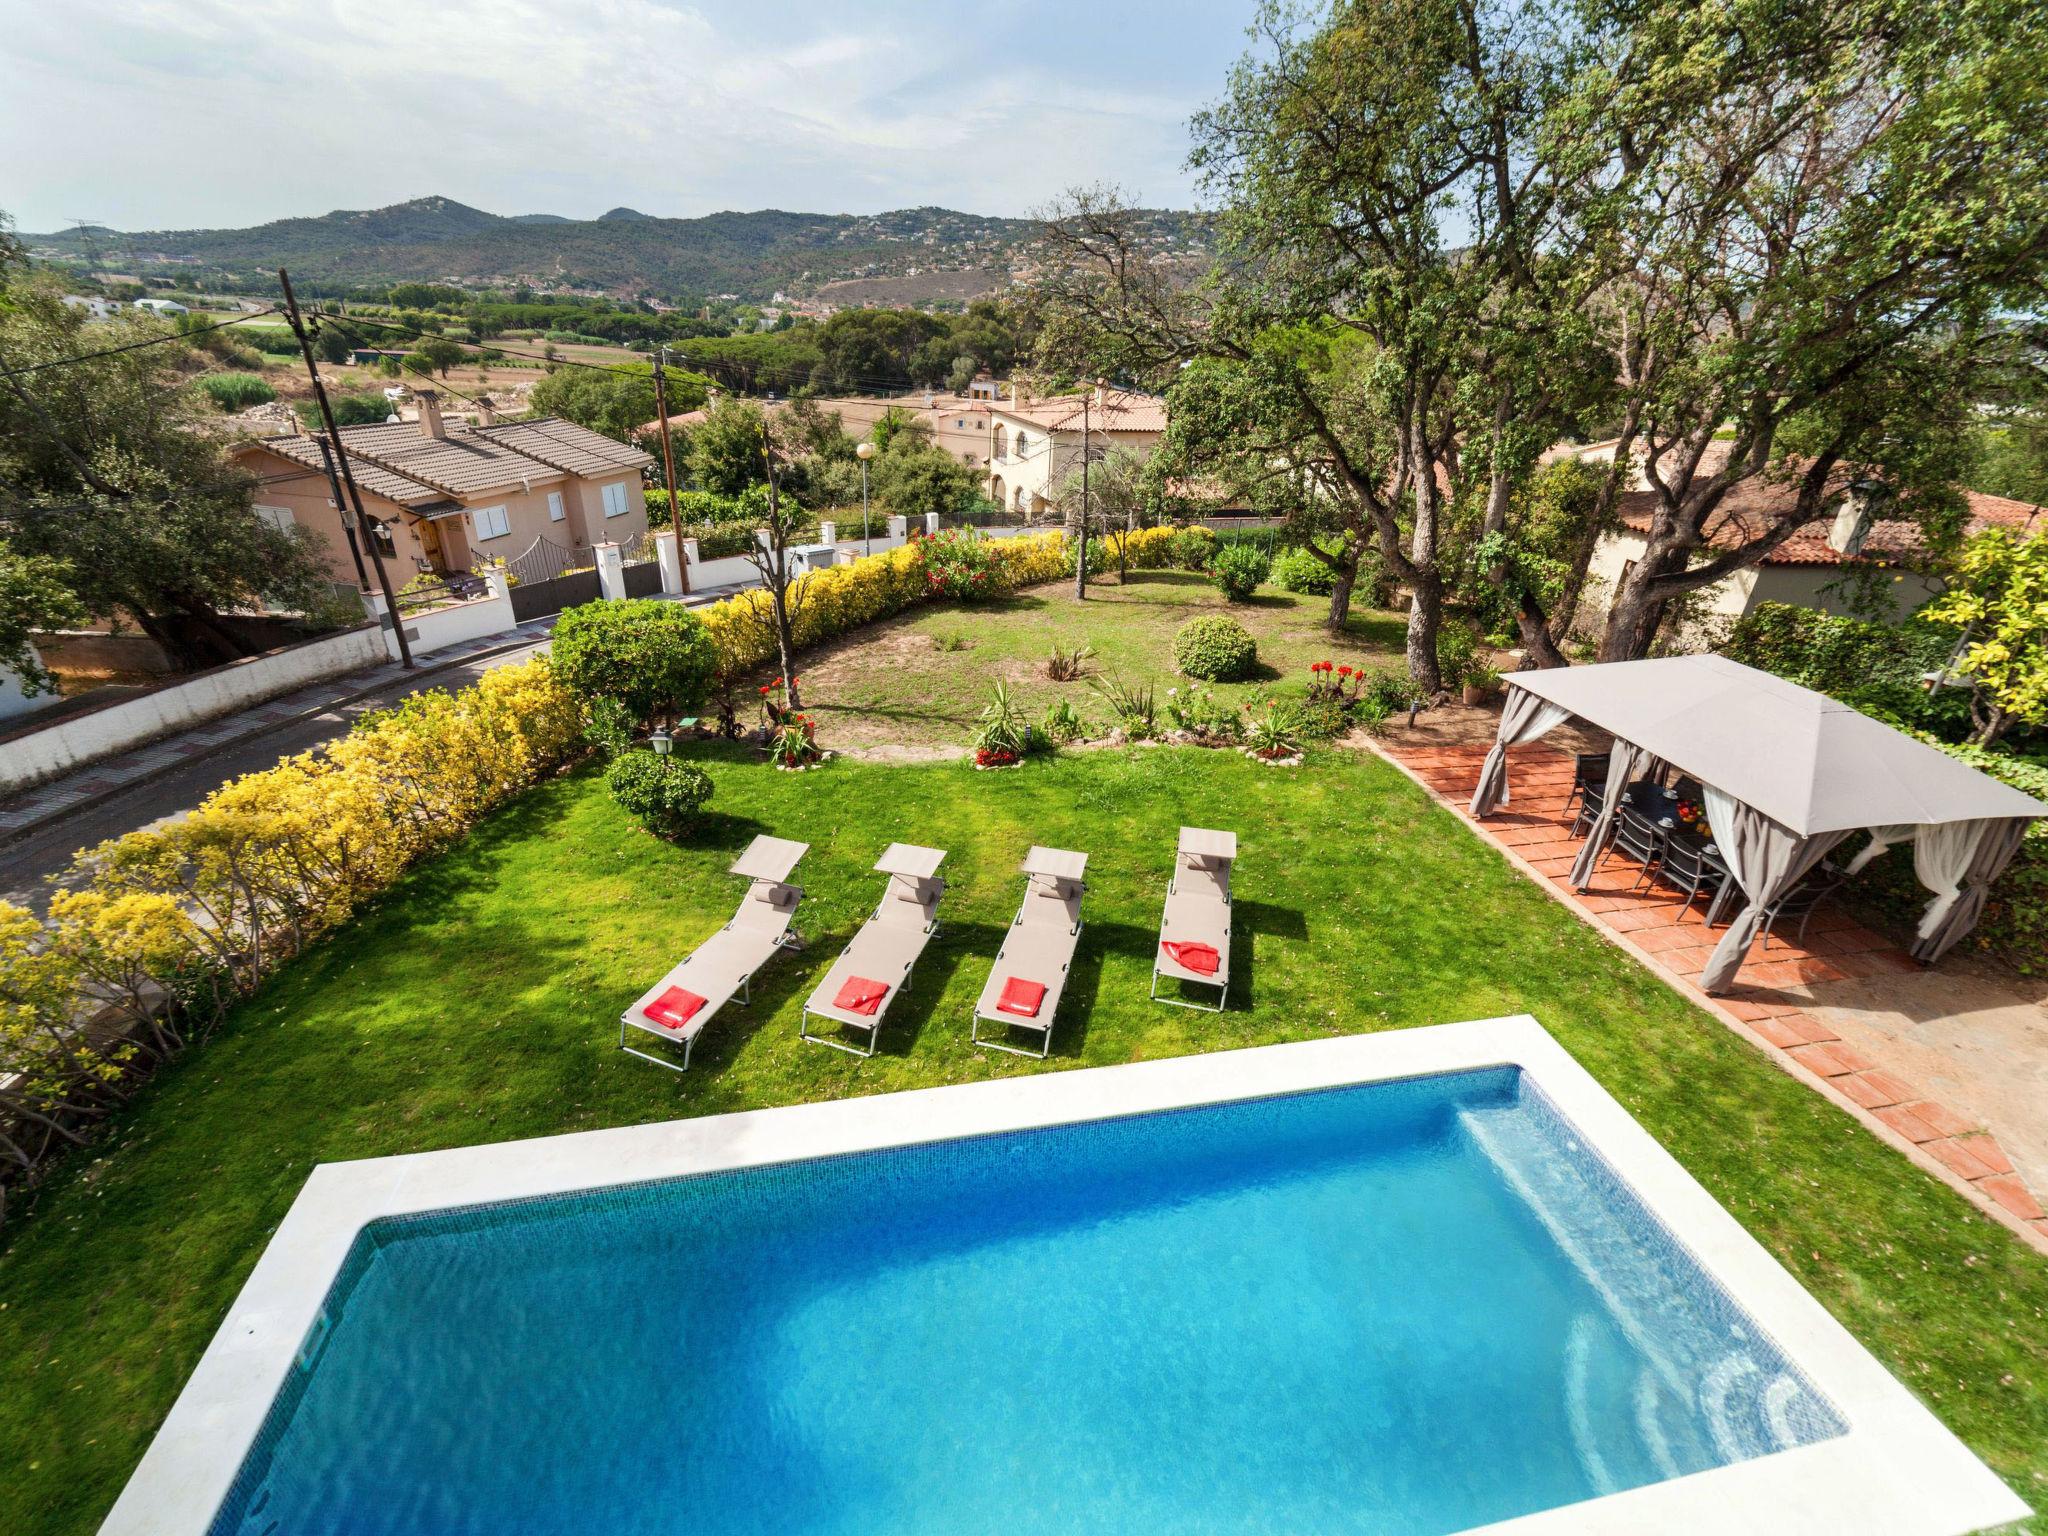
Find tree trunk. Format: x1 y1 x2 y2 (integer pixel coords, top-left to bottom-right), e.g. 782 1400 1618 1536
1405 571 1444 694
1598 551 1679 662
1405 465 1444 694
1514 593 1570 668
1325 557 1357 631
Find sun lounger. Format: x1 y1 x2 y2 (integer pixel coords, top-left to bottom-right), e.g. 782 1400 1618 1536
800 843 948 1057
972 846 1087 1058
619 835 809 1072
1152 827 1236 1011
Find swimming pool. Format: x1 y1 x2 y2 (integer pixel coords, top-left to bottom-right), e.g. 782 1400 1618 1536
106 1018 2028 1536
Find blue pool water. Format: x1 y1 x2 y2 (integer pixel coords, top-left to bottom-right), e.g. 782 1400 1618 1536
212 1068 1843 1535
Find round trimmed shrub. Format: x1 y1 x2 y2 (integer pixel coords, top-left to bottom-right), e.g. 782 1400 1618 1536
550 599 717 724
1211 542 1270 602
1173 614 1259 681
606 751 713 840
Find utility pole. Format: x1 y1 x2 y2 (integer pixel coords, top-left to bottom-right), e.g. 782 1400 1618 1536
1072 395 1091 599
311 433 373 592
653 345 690 594
279 269 413 669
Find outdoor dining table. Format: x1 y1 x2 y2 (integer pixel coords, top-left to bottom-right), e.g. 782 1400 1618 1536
1623 780 1741 925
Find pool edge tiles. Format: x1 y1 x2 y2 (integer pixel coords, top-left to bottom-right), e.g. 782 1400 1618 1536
101 1016 2031 1536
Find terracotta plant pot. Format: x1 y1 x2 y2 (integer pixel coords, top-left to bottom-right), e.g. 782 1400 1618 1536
1461 682 1488 706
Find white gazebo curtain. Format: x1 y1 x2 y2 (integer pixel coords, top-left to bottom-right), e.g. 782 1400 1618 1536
1911 818 2032 963
1568 740 1661 889
1469 685 1573 816
1696 788 1851 994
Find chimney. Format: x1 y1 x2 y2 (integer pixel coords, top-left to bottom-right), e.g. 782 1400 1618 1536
415 388 445 439
475 395 497 426
1093 380 1106 407
1827 479 1886 557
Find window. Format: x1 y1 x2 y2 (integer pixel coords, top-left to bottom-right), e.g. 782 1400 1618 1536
547 491 566 522
601 481 630 517
253 504 295 532
473 505 511 541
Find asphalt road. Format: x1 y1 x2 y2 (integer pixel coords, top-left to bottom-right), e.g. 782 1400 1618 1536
0 639 550 915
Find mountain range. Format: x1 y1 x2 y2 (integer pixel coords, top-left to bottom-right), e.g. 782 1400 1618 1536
24 196 1207 302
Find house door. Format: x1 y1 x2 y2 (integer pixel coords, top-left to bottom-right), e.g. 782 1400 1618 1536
417 517 446 572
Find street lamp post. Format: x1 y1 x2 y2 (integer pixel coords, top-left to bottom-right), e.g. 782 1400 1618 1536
856 439 877 556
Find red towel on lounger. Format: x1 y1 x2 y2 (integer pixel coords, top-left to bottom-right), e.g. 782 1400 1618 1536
833 975 890 1016
1161 941 1220 976
997 976 1047 1018
643 985 707 1031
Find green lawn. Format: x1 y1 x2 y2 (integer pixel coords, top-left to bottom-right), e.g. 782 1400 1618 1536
1 746 2043 1534
800 570 1409 750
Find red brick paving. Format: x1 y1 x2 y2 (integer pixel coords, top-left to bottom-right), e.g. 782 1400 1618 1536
1381 737 2044 1252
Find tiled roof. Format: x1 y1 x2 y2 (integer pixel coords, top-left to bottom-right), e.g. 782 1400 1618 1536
1616 476 2042 567
474 419 654 480
246 417 650 508
991 388 1167 434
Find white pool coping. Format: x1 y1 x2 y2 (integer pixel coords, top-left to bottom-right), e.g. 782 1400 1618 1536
100 1014 2028 1536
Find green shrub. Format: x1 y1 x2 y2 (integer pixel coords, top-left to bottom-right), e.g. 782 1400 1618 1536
1173 614 1259 681
1271 545 1336 594
1167 526 1219 571
1294 694 1355 740
551 599 718 725
1435 624 1480 688
1211 543 1270 602
605 751 713 840
1040 698 1087 743
197 372 276 411
1723 602 1972 741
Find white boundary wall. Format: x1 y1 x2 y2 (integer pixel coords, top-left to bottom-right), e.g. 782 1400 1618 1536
97 1016 2028 1536
0 627 385 793
369 570 517 663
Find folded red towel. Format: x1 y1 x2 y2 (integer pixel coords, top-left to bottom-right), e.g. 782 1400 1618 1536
1162 941 1221 976
643 985 708 1031
833 975 890 1016
997 976 1047 1018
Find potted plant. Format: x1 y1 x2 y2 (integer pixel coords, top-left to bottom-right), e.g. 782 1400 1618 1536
1462 663 1501 707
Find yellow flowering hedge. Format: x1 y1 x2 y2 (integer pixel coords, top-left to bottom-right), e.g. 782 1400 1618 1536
696 531 1069 678
0 657 583 1218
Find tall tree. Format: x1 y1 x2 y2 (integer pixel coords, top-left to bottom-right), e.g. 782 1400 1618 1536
0 284 333 668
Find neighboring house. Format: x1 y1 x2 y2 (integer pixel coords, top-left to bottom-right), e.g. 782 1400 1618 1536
133 298 188 317
233 389 654 587
60 294 121 321
984 385 1167 521
1563 438 2045 627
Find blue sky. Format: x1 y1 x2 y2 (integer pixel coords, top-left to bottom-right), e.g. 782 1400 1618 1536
1 0 1258 233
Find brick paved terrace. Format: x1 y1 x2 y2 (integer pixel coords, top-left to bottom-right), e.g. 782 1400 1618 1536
1381 737 2048 1250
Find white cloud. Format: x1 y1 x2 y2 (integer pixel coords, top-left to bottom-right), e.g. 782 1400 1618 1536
0 0 1238 231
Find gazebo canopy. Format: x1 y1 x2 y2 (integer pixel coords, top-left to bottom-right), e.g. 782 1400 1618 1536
1501 655 2045 835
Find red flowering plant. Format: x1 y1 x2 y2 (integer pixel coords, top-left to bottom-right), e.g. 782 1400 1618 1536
758 673 801 727
919 528 999 602
1306 660 1363 704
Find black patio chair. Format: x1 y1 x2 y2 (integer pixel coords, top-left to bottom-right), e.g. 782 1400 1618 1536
1597 806 1668 888
1655 838 1727 921
1564 752 1610 818
1570 781 1606 839
1758 867 1847 950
